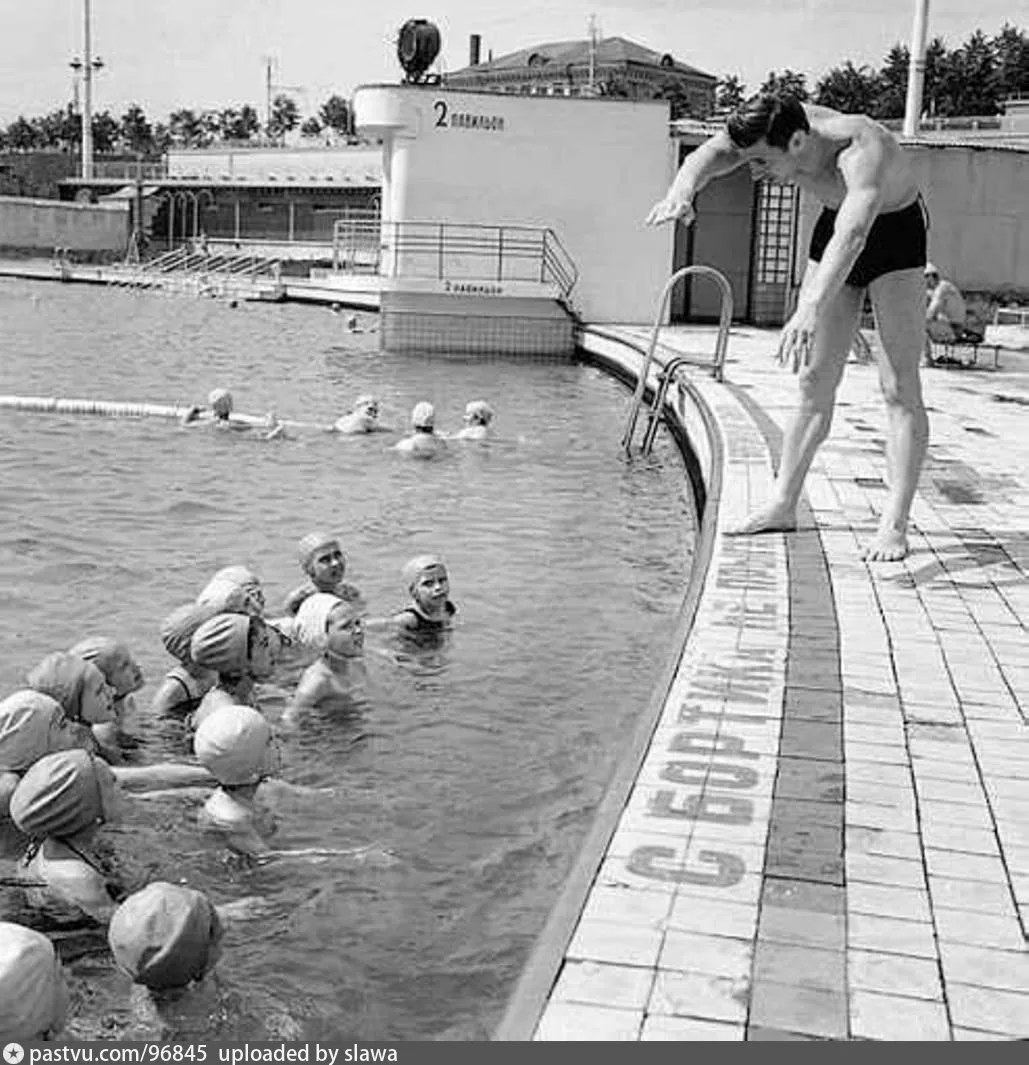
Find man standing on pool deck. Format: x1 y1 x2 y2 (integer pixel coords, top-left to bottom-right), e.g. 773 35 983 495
647 94 930 562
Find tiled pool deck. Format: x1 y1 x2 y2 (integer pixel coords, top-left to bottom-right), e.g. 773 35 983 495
503 325 1029 1041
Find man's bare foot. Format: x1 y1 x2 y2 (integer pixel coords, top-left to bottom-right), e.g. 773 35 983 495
861 526 909 562
725 501 798 536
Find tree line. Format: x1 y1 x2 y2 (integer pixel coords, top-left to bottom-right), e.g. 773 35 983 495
716 23 1027 120
0 93 354 155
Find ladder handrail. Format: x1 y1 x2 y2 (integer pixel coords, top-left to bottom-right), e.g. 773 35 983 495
621 265 733 455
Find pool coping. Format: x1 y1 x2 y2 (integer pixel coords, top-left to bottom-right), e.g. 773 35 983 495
492 326 727 1040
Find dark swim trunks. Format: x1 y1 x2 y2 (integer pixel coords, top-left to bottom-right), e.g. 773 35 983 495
809 196 928 288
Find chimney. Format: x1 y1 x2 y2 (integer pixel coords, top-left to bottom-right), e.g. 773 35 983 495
469 34 481 66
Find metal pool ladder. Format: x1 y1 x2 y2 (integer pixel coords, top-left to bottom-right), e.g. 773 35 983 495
621 265 733 456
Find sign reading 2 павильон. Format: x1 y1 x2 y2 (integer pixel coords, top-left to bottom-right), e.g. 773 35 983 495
433 100 505 131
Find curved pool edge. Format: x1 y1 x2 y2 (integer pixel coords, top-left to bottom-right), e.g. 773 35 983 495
492 325 727 1041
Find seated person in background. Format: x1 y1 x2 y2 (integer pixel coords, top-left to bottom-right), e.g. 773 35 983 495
282 533 363 617
68 637 145 762
395 402 445 459
0 921 70 1041
333 394 389 435
378 555 456 640
925 262 968 347
150 602 221 719
187 613 277 736
282 596 367 727
453 400 495 441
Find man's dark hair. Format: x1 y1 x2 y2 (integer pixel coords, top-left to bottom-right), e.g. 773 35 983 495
726 94 809 150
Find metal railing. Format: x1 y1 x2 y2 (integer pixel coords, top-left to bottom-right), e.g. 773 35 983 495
622 265 733 456
92 160 168 181
332 209 383 272
379 221 579 303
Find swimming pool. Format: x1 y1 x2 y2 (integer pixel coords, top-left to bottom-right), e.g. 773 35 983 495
0 280 694 1039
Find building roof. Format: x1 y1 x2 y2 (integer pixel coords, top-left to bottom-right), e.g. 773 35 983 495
448 36 716 82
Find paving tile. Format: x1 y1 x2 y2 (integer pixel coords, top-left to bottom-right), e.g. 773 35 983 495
758 908 845 952
846 852 927 890
773 758 844 802
846 779 917 808
938 942 1029 993
658 930 753 980
847 913 938 959
761 878 844 915
915 776 988 805
924 849 1009 884
772 796 844 826
535 1001 643 1041
951 1027 1022 1040
552 961 654 1010
848 950 943 1000
567 918 663 967
847 761 913 788
672 870 764 908
752 941 845 993
848 882 932 923
581 885 675 929
920 800 996 830
934 908 1027 951
745 1026 822 1041
640 1015 744 1040
846 826 922 862
648 970 749 1024
664 894 759 942
847 801 919 832
778 719 842 762
748 980 847 1039
845 724 907 747
595 856 680 895
783 687 842 723
920 822 1001 857
843 742 911 766
946 983 1029 1038
850 989 951 1041
929 876 1017 916
765 820 843 884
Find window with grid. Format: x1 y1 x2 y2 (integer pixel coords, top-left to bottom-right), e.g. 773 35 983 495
751 181 799 324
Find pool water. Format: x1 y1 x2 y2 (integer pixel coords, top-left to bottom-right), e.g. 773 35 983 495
0 280 693 1039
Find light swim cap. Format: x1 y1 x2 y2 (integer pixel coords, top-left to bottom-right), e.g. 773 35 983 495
190 614 251 675
26 653 114 725
208 388 233 415
924 262 939 277
161 602 222 663
294 592 345 651
197 566 264 616
354 394 379 414
9 749 115 840
69 637 139 697
0 771 21 825
297 532 341 571
464 400 494 426
193 705 274 787
0 691 77 773
0 922 69 1040
108 882 224 991
194 580 250 615
402 554 446 591
411 402 435 430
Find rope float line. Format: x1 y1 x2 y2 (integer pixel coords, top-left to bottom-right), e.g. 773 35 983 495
0 395 319 431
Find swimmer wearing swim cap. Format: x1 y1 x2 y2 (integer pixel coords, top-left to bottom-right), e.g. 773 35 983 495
283 598 367 727
333 394 389 436
0 921 70 1040
453 400 495 441
395 402 446 458
68 637 145 763
281 533 364 617
388 556 456 640
151 602 220 719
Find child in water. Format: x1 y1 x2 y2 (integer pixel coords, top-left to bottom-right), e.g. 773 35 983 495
333 394 388 436
68 637 145 762
281 532 363 617
454 400 495 441
181 389 282 438
394 402 445 459
150 602 220 719
282 595 367 727
389 556 457 637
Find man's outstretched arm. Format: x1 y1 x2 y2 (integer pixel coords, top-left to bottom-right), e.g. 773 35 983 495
646 130 745 226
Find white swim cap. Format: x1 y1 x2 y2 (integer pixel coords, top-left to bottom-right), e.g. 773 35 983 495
464 400 494 426
208 388 233 415
197 566 264 616
109 882 223 991
161 602 223 663
411 402 435 430
193 705 274 787
9 749 116 840
190 614 252 675
0 691 78 773
402 554 446 591
0 922 69 1040
297 532 341 571
354 394 379 414
26 653 114 725
924 262 939 277
294 592 345 651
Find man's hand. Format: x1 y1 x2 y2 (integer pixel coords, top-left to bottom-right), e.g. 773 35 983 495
776 302 820 373
645 195 696 228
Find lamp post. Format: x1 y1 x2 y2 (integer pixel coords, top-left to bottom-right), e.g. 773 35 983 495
80 0 105 179
902 0 930 138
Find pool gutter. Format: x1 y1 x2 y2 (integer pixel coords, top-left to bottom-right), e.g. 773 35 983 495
492 324 726 1040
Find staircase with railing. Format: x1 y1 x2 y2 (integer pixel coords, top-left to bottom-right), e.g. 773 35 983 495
105 245 284 299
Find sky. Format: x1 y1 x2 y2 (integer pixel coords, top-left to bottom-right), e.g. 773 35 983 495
0 0 1021 125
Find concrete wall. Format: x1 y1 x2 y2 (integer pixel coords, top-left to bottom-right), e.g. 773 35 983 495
0 194 129 255
796 144 1029 298
354 85 676 323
